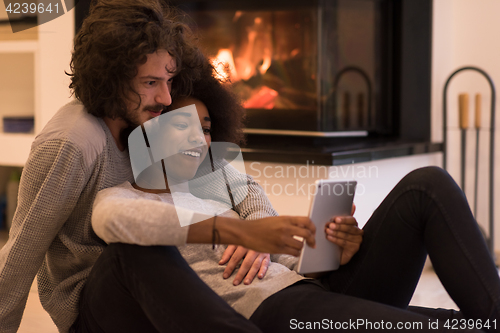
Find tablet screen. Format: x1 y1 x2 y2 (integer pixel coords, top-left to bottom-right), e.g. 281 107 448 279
296 179 357 274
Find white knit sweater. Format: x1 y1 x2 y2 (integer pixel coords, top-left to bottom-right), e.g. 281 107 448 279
92 182 303 319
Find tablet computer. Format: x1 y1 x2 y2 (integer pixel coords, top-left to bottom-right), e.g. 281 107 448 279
295 179 357 275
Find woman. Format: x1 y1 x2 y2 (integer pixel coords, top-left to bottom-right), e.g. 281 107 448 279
86 72 499 333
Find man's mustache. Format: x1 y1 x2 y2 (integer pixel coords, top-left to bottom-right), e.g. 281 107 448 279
144 104 166 113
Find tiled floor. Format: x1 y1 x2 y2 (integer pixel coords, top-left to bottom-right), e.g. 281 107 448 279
0 231 462 333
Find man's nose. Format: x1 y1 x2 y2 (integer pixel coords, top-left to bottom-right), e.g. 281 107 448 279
155 82 172 106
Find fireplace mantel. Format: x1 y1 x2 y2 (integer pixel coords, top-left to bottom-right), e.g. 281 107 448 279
240 136 442 166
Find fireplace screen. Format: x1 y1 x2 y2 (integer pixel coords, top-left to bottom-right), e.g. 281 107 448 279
173 0 391 136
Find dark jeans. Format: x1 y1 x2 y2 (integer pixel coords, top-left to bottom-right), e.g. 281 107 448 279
73 244 261 333
73 167 500 332
251 166 500 332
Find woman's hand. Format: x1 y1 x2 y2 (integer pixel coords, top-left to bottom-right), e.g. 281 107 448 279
219 245 270 286
326 204 363 265
239 216 316 257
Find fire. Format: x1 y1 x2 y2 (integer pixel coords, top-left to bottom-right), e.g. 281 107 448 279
210 16 277 109
243 86 278 109
259 53 271 75
212 49 239 81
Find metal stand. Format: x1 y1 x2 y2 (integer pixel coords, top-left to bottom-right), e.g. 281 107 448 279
332 66 373 129
442 66 496 256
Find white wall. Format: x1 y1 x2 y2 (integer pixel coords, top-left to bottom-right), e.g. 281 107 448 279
245 153 442 228
432 0 500 252
37 0 74 131
244 0 500 253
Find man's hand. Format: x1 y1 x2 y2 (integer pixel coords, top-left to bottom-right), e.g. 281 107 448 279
219 245 270 286
326 204 363 265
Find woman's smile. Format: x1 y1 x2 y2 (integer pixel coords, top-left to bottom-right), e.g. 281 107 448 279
180 148 203 158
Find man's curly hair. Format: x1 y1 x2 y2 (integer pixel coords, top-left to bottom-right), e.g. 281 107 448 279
170 63 246 146
67 0 205 119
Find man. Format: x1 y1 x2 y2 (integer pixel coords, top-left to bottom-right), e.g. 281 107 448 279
0 1 276 332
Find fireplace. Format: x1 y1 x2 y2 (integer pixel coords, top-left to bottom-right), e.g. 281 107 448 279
166 0 432 141
76 0 432 142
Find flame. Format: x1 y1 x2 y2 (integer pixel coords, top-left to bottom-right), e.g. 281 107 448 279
211 15 277 109
212 49 238 81
259 52 271 75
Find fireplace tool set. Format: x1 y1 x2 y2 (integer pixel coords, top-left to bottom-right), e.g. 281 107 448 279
442 66 496 257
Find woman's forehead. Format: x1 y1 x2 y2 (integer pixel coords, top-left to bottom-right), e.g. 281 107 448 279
170 98 210 120
171 96 202 109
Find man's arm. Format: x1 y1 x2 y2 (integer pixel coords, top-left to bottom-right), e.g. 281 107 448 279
232 171 278 220
0 141 88 333
190 160 281 283
191 159 279 219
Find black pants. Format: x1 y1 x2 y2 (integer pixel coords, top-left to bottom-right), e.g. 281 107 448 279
73 167 500 332
250 166 499 332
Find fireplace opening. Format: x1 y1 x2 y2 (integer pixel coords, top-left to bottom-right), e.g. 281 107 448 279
167 0 431 142
76 0 432 143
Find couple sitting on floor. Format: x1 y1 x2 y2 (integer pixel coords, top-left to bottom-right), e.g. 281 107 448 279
83 84 500 333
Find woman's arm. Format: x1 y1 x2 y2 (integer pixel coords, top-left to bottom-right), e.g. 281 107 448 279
92 186 316 255
188 215 316 256
92 186 193 245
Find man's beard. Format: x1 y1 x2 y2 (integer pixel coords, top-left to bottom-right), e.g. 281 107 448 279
119 104 167 150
